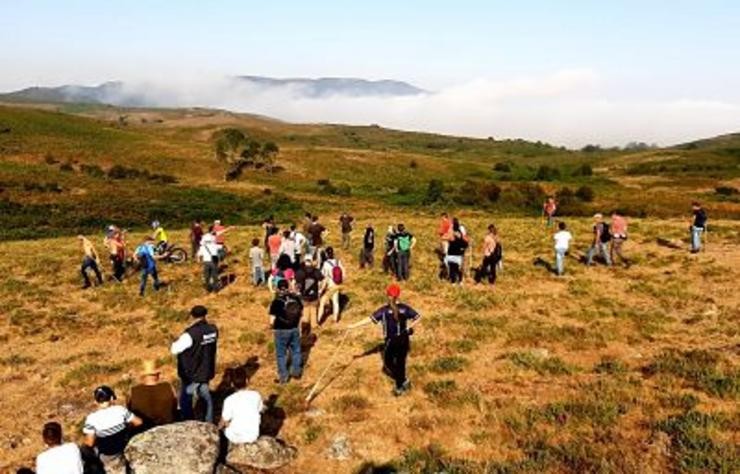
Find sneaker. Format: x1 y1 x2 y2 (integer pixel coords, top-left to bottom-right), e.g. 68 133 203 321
402 380 411 391
392 387 405 397
291 373 303 381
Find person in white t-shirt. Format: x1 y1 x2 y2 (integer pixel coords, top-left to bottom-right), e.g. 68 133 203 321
218 367 264 445
553 221 573 276
36 421 83 474
319 247 345 323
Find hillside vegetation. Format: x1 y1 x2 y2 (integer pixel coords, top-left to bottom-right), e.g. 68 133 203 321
0 103 738 473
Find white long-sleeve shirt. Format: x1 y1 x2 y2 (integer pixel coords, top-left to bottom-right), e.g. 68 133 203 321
170 333 193 355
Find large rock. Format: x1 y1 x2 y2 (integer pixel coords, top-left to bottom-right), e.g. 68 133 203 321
125 421 220 474
225 436 297 471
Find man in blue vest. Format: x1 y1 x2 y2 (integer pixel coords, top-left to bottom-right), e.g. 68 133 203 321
170 305 219 422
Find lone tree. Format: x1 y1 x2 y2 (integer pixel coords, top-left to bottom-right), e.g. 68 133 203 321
212 128 280 180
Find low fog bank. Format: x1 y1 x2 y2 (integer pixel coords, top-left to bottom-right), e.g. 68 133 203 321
74 70 740 148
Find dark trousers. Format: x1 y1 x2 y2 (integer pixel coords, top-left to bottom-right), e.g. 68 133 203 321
203 260 219 292
359 247 374 268
447 259 463 283
81 256 103 287
479 255 498 284
384 335 409 389
110 255 125 281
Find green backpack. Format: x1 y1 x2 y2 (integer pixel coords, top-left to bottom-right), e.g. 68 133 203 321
398 234 412 252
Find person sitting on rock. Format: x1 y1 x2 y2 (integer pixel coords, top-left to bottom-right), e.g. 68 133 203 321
127 360 179 433
82 386 142 466
218 366 264 445
35 421 83 474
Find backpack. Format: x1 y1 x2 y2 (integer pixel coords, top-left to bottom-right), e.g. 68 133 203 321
328 260 343 285
599 223 612 243
397 234 412 252
280 295 303 327
492 242 503 262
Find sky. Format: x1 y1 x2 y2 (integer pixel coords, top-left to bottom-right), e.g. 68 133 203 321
2 0 739 146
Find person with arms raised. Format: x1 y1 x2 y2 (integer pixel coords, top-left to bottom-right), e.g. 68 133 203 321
348 284 421 396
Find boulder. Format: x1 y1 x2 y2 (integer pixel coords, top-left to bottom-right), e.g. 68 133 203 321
326 433 352 460
125 421 220 474
225 436 297 471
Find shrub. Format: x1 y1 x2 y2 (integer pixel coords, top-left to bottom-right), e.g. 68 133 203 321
572 163 593 176
657 411 739 472
493 162 512 173
534 165 561 181
581 144 602 153
80 164 106 179
424 179 444 204
44 154 59 165
575 185 595 202
59 162 74 172
643 350 739 399
409 160 418 169
716 186 739 196
429 356 468 374
502 182 546 210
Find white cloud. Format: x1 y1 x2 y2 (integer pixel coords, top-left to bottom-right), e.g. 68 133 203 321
102 69 740 147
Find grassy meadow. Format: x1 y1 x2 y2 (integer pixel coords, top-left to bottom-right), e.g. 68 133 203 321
0 103 739 473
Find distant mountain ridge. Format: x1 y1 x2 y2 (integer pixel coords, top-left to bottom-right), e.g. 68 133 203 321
0 76 427 107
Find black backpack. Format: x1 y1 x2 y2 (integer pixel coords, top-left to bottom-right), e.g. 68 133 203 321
280 295 303 327
600 223 612 243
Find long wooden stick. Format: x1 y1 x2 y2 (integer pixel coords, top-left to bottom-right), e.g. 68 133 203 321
305 329 351 404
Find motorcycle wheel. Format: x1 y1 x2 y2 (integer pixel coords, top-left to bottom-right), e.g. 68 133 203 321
169 248 188 264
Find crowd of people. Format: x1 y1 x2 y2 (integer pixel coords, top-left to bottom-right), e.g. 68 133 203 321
55 202 711 473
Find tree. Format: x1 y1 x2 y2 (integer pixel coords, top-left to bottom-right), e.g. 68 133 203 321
424 179 445 204
260 142 280 173
214 128 248 164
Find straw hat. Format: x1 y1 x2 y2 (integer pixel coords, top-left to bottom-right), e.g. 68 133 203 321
141 360 161 377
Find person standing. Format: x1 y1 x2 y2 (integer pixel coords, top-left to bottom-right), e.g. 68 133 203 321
268 280 303 384
319 247 345 323
212 219 231 259
82 386 143 466
190 220 204 262
79 235 103 289
135 237 161 296
586 214 612 266
218 367 264 445
610 211 630 267
437 213 452 254
360 224 375 268
553 222 573 276
291 224 308 267
249 238 266 286
127 360 178 432
444 220 468 285
690 201 708 253
35 422 83 474
394 224 416 281
478 224 501 285
383 226 398 276
279 229 297 267
150 220 169 255
267 228 283 270
307 215 327 260
171 305 219 422
348 284 421 396
104 227 126 282
339 212 354 250
543 196 557 228
197 227 222 293
295 255 324 327
262 216 277 253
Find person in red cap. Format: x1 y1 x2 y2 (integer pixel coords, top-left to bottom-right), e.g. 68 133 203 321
348 283 421 396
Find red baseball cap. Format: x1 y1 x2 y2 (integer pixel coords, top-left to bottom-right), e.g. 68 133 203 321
386 283 401 298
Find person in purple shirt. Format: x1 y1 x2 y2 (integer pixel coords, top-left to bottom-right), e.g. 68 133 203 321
348 283 421 396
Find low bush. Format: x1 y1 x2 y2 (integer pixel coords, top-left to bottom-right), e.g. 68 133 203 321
534 165 561 181
715 186 739 196
575 185 595 202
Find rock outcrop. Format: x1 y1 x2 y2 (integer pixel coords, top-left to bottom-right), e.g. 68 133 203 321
225 436 297 471
125 421 220 474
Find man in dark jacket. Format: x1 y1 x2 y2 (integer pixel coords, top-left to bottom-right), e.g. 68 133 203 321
170 305 219 422
690 201 708 253
269 280 303 384
360 224 375 268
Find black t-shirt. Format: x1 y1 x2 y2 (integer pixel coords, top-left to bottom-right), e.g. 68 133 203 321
448 236 467 256
269 294 303 330
363 228 375 250
294 267 323 301
693 209 707 228
308 223 326 246
339 215 354 233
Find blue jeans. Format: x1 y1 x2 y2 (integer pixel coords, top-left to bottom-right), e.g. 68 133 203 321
397 251 411 280
81 256 102 287
555 248 566 276
180 381 213 423
586 242 612 266
139 267 159 295
274 328 302 383
252 266 265 285
691 226 704 251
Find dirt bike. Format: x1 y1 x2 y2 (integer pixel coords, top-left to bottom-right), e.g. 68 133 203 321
156 242 188 264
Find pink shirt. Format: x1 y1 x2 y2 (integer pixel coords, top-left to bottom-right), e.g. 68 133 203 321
611 215 627 236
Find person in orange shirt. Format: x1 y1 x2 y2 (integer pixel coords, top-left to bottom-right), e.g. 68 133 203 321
437 212 452 254
267 228 283 270
609 211 630 267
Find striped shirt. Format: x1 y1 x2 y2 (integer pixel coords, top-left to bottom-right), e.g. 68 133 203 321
83 405 135 456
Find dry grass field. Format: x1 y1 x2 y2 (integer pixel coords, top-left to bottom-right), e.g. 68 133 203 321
0 103 738 472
